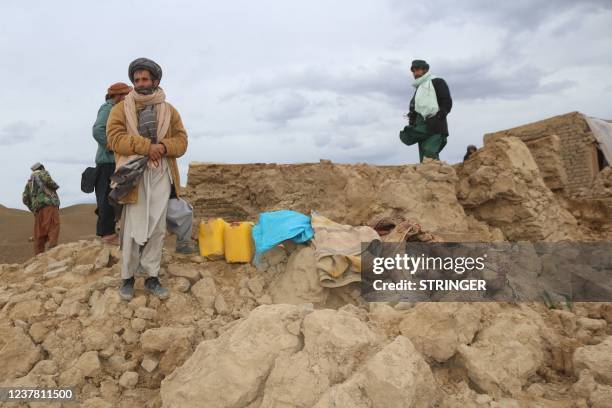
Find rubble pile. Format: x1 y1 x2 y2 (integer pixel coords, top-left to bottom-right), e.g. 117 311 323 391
1 242 611 407
1 135 611 407
456 136 580 241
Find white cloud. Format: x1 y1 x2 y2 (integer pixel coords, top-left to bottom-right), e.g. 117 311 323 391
252 92 310 125
0 121 43 145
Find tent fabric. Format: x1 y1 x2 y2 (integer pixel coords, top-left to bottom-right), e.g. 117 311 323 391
310 212 380 288
585 115 612 165
252 210 314 257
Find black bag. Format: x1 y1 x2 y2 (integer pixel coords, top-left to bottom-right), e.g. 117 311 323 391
81 167 98 193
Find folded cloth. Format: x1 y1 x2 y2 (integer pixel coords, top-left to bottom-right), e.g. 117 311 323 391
252 210 314 258
310 212 380 288
109 155 148 204
107 155 149 222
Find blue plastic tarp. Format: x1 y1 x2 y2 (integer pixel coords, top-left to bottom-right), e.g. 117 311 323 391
252 210 314 256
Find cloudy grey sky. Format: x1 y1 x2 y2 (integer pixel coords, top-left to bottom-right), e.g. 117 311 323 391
1 0 611 209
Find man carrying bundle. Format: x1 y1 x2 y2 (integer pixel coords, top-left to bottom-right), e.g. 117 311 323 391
107 58 188 300
400 59 453 162
22 163 60 255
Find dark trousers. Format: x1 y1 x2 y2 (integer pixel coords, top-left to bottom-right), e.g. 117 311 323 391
399 115 447 163
95 163 116 236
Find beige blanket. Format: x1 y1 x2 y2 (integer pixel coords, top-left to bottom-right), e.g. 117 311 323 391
310 212 380 288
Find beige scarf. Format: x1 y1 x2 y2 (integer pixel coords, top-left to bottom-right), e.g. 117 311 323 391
115 88 172 170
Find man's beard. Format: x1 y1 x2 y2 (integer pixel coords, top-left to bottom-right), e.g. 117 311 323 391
135 86 157 95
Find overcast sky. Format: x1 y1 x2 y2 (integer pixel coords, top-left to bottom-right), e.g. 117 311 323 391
1 0 611 209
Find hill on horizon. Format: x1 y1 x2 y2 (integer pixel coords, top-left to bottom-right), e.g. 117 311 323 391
0 203 98 264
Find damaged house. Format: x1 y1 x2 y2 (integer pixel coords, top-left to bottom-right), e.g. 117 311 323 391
485 111 612 195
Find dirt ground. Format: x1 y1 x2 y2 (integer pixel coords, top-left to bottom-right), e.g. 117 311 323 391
0 204 97 264
0 204 180 265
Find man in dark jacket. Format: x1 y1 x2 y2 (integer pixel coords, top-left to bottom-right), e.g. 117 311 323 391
399 60 452 162
463 144 477 161
92 82 132 245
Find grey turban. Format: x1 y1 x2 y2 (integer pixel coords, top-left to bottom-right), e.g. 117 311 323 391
30 162 43 171
128 58 162 83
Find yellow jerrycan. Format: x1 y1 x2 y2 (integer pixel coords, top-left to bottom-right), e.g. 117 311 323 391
224 221 255 263
199 218 228 260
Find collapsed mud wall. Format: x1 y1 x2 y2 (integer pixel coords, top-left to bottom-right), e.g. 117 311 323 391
456 136 580 241
184 159 502 242
562 167 612 238
186 135 611 241
523 134 568 191
485 111 599 194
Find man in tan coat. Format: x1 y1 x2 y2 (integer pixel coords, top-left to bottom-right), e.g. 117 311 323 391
107 58 187 300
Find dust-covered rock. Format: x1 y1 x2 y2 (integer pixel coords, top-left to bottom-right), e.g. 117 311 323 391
589 384 612 408
260 309 377 407
119 371 139 389
399 303 482 362
457 310 545 397
141 327 195 353
0 325 42 381
191 277 217 308
314 336 439 408
161 304 311 408
267 246 329 305
58 351 101 387
574 336 612 385
167 264 201 282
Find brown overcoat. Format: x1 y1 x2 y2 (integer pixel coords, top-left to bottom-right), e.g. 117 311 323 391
106 100 188 204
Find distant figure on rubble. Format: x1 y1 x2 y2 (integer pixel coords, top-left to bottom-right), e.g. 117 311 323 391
22 163 60 255
92 82 132 246
463 144 477 161
107 58 188 301
399 59 453 162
